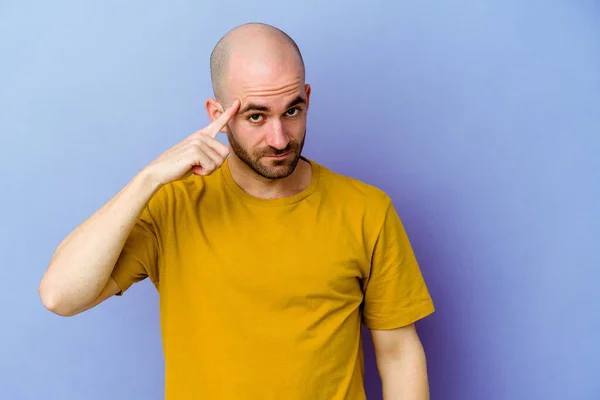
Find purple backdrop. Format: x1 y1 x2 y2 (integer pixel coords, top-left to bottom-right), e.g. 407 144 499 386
1 1 599 399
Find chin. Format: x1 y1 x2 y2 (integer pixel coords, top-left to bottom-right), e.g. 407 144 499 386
256 156 300 179
258 164 296 180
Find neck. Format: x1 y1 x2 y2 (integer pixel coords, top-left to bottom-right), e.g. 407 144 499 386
227 155 312 200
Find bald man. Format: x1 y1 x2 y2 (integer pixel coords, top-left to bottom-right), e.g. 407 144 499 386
39 23 435 400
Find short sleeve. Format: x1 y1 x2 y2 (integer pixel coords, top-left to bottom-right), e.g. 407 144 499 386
110 204 159 295
362 200 435 330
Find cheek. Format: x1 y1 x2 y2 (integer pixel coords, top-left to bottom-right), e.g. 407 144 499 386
229 122 260 145
229 120 250 138
285 118 306 137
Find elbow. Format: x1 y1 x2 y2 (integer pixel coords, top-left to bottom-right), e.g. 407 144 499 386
38 281 77 317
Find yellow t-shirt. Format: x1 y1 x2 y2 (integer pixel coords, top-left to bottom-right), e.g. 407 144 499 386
111 156 434 399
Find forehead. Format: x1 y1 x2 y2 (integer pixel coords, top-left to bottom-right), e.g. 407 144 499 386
226 57 305 109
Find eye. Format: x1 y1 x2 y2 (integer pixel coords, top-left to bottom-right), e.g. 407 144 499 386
248 114 264 123
286 107 301 117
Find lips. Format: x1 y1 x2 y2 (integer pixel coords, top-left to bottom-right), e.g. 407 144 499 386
265 152 290 158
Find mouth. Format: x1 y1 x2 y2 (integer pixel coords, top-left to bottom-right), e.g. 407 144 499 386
264 152 291 159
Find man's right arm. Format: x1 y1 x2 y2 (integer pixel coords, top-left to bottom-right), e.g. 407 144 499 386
38 98 240 317
39 171 162 316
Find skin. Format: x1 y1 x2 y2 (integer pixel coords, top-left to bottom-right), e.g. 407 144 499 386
206 24 313 199
38 22 430 399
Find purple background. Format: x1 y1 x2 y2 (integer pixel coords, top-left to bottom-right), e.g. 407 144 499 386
1 1 599 399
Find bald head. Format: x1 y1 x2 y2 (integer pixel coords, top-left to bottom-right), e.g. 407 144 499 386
210 23 305 102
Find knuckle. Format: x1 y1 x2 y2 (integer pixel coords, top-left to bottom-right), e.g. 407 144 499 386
190 141 203 153
206 161 216 172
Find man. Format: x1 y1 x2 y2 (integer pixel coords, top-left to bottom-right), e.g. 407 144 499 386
39 22 435 399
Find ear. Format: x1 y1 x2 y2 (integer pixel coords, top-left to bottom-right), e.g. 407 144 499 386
304 84 311 110
205 98 231 133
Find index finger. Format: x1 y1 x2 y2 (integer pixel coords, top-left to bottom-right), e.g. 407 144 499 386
204 99 241 138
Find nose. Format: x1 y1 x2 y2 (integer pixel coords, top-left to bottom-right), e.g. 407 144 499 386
265 119 290 150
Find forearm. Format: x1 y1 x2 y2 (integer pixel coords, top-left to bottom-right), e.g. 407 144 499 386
39 168 161 315
378 340 430 400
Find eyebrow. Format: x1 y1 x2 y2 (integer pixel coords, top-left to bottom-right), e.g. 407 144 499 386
239 95 306 114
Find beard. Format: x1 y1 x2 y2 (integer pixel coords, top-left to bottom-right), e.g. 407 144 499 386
226 128 306 180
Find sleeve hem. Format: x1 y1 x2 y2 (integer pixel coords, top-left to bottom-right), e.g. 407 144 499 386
363 303 435 330
110 270 133 297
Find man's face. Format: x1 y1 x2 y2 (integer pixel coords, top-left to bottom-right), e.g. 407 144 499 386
221 58 311 180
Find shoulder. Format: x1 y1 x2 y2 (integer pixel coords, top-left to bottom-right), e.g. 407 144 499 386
144 172 220 219
315 161 393 210
312 160 398 244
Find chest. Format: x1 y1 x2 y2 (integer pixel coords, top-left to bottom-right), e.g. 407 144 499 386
158 203 372 309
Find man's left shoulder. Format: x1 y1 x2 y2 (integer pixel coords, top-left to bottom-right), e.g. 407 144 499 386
316 162 392 208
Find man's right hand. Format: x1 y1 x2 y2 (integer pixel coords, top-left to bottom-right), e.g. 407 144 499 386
144 98 241 186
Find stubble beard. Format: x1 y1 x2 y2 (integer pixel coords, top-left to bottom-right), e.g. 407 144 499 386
226 128 306 180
